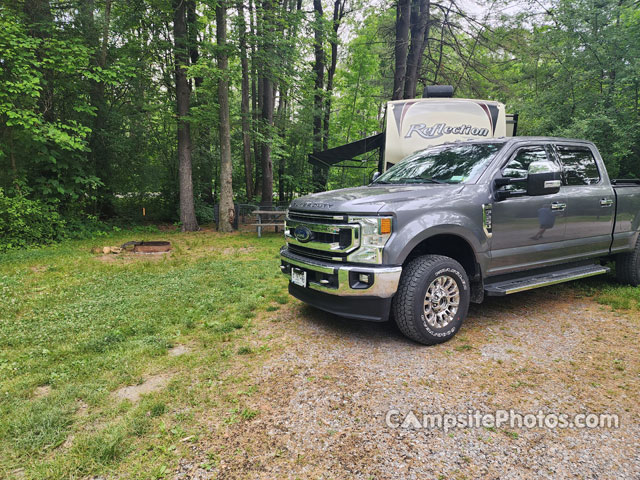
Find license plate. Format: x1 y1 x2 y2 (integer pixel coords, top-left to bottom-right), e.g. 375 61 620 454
291 268 307 287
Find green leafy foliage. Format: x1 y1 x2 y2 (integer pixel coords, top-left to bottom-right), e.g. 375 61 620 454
1 0 640 250
0 189 65 251
448 0 640 179
0 6 105 208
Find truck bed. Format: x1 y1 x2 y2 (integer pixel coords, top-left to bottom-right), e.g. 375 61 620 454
612 180 640 253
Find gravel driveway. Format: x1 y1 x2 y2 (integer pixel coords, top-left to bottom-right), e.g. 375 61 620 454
176 287 639 479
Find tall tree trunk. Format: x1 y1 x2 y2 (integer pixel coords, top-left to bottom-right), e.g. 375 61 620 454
259 0 275 207
251 0 262 199
24 0 54 123
187 0 202 88
237 0 253 202
346 67 361 142
392 0 411 100
97 0 112 215
260 76 274 207
276 86 287 202
216 2 234 232
403 0 429 99
415 15 430 92
277 158 285 202
186 0 211 209
173 0 198 231
311 0 327 192
274 0 301 202
323 0 345 151
99 0 111 68
432 7 449 84
82 0 114 216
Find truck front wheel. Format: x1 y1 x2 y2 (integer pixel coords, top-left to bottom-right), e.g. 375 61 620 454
393 255 470 345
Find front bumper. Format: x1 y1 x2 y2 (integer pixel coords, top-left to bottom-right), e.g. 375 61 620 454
280 246 402 298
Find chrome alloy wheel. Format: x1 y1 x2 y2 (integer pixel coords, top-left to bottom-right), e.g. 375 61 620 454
423 275 460 329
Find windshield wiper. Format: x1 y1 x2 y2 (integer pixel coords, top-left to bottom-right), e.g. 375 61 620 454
403 178 446 184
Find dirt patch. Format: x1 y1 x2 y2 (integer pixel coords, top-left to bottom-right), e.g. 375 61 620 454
33 385 51 398
158 224 180 232
29 265 47 273
75 400 89 417
114 374 172 402
9 467 25 479
169 344 191 357
177 289 640 480
96 254 119 263
62 434 74 449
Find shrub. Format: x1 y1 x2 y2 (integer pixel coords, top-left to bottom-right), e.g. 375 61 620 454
0 189 66 252
194 196 215 224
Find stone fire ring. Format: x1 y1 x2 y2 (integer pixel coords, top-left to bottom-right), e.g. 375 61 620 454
132 241 172 254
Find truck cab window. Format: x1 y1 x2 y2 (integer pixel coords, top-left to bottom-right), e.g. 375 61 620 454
501 146 548 191
556 146 600 185
373 143 504 185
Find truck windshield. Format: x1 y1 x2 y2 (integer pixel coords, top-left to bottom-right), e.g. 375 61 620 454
373 143 504 185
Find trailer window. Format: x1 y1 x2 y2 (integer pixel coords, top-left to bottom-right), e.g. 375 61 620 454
373 143 504 185
556 146 600 185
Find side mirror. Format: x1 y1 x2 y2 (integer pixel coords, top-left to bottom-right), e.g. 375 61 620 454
371 171 381 182
527 161 562 196
493 177 511 189
492 177 515 201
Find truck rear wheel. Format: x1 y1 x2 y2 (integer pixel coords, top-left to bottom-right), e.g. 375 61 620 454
393 255 470 345
616 236 640 286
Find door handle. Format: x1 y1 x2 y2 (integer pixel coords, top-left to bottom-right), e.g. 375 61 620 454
600 198 613 207
551 202 566 211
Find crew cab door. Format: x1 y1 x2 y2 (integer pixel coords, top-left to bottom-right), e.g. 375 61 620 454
488 144 568 275
552 143 615 257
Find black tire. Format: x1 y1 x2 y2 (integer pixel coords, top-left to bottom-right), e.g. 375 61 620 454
616 236 640 286
393 255 470 345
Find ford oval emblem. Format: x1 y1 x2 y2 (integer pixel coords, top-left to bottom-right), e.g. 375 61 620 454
294 225 312 243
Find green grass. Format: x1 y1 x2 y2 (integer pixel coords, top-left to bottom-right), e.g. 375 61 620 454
1 230 638 479
0 229 288 479
566 271 640 312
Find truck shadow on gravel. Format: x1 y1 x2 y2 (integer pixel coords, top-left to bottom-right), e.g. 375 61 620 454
296 286 583 347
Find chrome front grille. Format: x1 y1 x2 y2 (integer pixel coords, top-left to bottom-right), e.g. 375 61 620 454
287 245 349 261
287 210 347 224
285 210 360 261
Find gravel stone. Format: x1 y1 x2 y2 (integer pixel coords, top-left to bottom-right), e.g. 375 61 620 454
175 288 640 479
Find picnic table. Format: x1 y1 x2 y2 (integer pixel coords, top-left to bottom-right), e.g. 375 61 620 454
252 210 286 237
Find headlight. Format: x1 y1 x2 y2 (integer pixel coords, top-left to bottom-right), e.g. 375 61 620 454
347 216 393 263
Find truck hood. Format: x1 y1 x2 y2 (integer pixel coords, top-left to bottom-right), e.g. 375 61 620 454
289 184 466 215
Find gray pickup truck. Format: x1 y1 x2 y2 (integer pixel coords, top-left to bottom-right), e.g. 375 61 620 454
279 137 640 344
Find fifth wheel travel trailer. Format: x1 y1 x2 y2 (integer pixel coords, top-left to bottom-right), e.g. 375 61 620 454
308 85 518 174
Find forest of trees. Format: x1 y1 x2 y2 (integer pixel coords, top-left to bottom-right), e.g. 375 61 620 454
1 0 639 242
